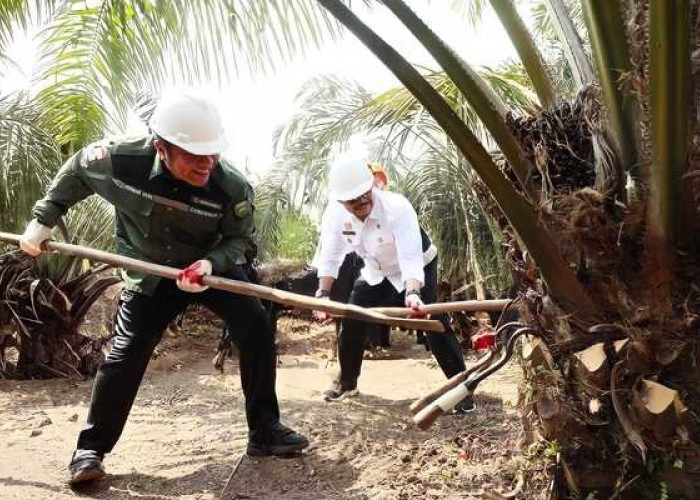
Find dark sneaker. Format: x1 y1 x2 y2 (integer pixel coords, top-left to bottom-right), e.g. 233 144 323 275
247 422 309 456
416 332 430 351
453 395 476 414
68 449 105 485
322 379 358 402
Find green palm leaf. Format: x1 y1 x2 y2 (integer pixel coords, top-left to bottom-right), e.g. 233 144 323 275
402 139 508 290
253 165 291 260
531 0 593 92
532 0 585 41
63 196 116 251
33 0 338 149
0 0 55 55
0 92 60 234
448 0 487 27
274 75 372 158
275 67 536 171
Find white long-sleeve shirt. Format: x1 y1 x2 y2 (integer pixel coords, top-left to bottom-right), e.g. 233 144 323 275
312 189 425 292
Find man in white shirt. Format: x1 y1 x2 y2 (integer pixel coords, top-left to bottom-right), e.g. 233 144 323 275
312 156 473 412
315 162 392 350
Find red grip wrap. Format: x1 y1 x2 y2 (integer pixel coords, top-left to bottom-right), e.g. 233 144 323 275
472 329 495 351
180 262 205 285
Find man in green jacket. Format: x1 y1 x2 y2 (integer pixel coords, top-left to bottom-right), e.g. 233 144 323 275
19 93 308 485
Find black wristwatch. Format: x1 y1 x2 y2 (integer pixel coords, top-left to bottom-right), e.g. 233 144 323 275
406 290 421 298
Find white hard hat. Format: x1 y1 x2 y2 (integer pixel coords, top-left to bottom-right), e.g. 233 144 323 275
149 93 229 155
329 156 374 201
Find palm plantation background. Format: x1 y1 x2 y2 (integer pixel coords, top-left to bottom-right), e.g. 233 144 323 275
1 0 699 497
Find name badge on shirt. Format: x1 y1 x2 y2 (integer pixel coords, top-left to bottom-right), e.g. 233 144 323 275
190 196 223 211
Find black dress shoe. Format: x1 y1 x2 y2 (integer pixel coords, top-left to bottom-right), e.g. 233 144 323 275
247 422 309 456
69 449 105 485
322 379 358 402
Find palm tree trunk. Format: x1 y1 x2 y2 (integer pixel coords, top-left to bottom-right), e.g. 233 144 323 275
317 0 598 319
645 0 693 286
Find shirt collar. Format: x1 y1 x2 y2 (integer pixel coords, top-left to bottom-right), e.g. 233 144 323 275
367 188 384 221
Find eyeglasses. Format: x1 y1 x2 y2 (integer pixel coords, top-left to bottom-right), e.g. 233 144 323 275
341 190 372 207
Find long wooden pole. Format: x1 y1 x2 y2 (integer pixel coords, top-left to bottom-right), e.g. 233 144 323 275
0 232 444 333
372 299 512 317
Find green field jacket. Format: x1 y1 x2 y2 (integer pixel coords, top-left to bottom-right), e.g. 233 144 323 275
32 135 255 295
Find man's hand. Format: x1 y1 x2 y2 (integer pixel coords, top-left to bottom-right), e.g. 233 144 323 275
176 260 212 293
471 329 495 351
19 220 52 257
312 289 332 322
312 309 332 322
405 291 427 318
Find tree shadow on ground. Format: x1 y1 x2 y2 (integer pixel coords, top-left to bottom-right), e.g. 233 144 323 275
0 477 67 497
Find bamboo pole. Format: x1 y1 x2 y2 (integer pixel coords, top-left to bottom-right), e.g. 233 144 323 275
372 299 512 317
0 232 444 333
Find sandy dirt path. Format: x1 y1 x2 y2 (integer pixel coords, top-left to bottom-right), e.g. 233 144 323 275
0 317 525 500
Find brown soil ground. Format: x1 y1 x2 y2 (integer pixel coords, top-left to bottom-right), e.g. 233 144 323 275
0 311 539 500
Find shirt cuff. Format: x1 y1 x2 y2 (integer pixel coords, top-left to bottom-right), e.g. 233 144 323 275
315 261 341 279
32 200 63 228
400 262 425 287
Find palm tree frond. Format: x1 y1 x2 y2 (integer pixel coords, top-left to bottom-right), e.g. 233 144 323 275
31 0 338 151
63 196 116 251
0 92 60 233
0 0 55 55
448 0 486 27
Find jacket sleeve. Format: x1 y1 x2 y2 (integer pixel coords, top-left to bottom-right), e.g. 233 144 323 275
31 146 107 227
205 182 255 273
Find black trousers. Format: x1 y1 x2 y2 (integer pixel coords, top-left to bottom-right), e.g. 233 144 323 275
337 257 466 386
77 266 279 454
333 252 389 348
